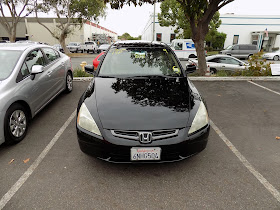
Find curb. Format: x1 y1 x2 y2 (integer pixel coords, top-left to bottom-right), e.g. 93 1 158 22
73 76 280 82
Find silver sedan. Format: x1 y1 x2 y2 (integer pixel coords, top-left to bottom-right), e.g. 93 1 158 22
262 51 280 61
189 54 249 74
0 43 73 145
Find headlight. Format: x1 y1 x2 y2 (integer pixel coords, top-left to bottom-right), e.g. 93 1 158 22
77 103 102 136
188 101 209 135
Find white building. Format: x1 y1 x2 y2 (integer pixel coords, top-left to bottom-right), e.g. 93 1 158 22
0 17 118 45
142 14 280 52
141 14 178 44
219 14 280 51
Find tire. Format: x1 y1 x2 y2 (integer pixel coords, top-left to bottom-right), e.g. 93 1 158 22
273 55 279 61
4 103 29 145
65 71 73 93
189 54 196 58
248 54 253 60
210 68 217 75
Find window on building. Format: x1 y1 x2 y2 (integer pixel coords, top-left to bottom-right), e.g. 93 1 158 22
156 33 162 42
170 34 176 43
233 35 239 45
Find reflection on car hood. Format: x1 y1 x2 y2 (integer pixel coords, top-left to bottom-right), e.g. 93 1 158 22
94 77 193 130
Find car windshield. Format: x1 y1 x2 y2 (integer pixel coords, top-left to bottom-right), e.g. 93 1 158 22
98 46 183 78
225 45 233 50
69 43 77 46
0 50 22 80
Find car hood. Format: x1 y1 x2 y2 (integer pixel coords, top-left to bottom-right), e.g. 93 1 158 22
94 77 193 130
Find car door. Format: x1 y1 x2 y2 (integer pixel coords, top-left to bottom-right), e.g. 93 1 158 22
17 49 53 112
219 57 242 71
41 48 65 97
207 57 223 71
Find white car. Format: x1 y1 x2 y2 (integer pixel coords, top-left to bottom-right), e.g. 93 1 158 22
262 51 280 61
67 42 82 53
188 54 249 74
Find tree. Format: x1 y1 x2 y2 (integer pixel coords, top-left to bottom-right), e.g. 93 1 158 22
118 32 141 40
0 0 34 42
105 0 234 75
35 0 106 53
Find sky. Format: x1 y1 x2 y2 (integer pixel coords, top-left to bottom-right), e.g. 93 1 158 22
98 0 280 37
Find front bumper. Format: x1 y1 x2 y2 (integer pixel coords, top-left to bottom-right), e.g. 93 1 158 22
76 126 210 163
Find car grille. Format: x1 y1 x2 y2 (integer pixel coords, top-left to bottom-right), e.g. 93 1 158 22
111 129 179 141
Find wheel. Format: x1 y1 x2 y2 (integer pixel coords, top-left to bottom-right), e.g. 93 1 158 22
189 54 196 58
65 71 73 93
273 55 279 61
248 54 253 60
87 50 89 54
4 103 29 145
210 68 217 75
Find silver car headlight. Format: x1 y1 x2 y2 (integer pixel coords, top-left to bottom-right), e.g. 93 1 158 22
188 101 209 135
77 103 102 136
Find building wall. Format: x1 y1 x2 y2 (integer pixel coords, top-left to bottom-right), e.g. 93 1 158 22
27 19 84 45
0 18 118 45
141 15 178 44
219 15 280 50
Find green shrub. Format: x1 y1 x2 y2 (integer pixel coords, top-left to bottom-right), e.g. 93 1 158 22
232 51 273 76
73 68 92 77
215 70 234 77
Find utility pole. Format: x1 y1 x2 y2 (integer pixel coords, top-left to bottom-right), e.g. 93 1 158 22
152 3 156 41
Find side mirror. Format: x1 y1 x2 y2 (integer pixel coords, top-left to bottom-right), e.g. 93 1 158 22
186 64 196 74
30 65 44 80
84 65 95 74
31 65 44 74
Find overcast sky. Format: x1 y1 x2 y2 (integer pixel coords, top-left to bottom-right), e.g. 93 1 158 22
98 0 280 37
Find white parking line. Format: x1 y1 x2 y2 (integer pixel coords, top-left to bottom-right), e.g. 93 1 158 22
210 120 280 203
248 81 280 96
0 111 76 210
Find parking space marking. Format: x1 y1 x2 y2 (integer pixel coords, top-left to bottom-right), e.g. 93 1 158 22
248 81 280 96
210 120 280 203
0 110 76 210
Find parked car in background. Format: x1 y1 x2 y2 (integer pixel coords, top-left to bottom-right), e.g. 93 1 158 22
262 50 280 61
16 40 39 44
0 43 73 145
67 42 82 53
189 54 249 74
97 44 110 53
220 44 259 59
93 52 105 69
53 44 64 52
81 41 98 53
77 40 210 162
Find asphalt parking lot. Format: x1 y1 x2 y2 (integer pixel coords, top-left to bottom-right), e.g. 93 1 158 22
1 78 280 209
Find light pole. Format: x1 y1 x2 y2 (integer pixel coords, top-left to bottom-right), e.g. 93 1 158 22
152 3 156 41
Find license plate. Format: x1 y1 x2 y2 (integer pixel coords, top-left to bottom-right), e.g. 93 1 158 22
131 147 161 161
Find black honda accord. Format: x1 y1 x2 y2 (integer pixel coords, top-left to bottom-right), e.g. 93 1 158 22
76 41 210 162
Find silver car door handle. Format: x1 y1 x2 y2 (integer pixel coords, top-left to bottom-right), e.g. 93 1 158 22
47 71 52 76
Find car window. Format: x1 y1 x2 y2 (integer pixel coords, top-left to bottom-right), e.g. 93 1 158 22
0 50 22 80
239 45 248 50
174 42 183 50
208 58 220 63
97 54 104 61
220 57 240 65
17 49 45 81
25 49 46 71
232 45 239 50
249 45 257 50
42 48 59 62
99 47 182 77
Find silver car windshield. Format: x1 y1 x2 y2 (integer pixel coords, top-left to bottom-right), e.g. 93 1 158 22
0 50 22 80
225 45 233 50
98 47 183 77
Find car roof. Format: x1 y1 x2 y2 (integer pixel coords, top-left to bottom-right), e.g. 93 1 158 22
0 43 49 51
207 54 236 59
113 40 168 48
